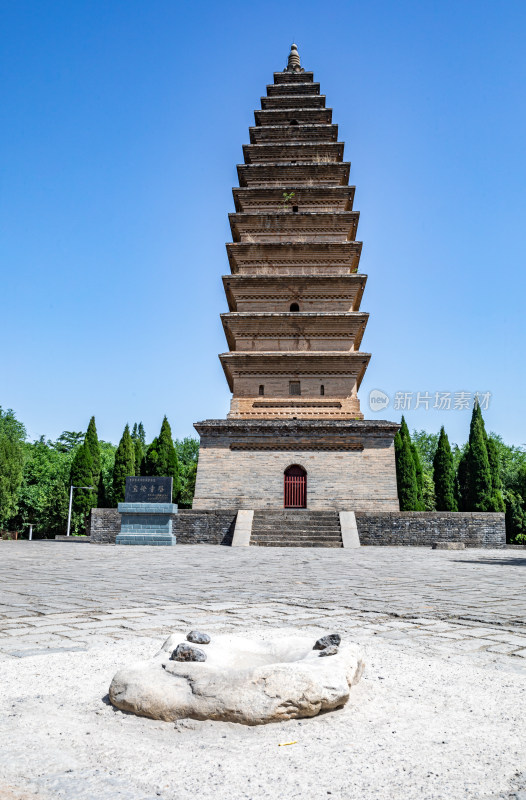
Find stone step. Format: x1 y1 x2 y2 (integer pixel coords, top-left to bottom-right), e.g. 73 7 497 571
253 523 341 531
251 510 343 548
252 540 342 548
252 528 341 539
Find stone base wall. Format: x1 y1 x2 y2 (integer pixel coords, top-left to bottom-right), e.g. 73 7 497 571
173 510 237 545
192 418 400 511
90 509 121 544
90 508 237 546
355 512 506 548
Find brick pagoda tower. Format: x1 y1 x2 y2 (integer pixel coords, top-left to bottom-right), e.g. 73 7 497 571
193 45 399 512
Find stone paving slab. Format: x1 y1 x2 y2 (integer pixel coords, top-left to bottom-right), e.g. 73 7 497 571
0 542 525 667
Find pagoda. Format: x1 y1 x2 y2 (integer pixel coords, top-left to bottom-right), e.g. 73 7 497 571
192 45 399 512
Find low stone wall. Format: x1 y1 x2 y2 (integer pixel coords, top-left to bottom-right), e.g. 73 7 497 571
355 512 506 548
173 510 237 545
90 509 121 544
90 508 505 548
90 508 237 546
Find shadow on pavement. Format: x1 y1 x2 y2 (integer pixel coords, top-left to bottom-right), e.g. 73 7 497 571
452 557 526 567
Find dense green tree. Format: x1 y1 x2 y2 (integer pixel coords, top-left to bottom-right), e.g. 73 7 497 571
41 478 70 537
175 437 200 507
410 442 425 510
11 436 72 536
133 439 143 476
410 430 440 473
85 417 101 491
53 431 84 453
486 437 506 512
456 448 469 510
112 424 135 504
394 421 419 511
458 403 494 512
504 489 526 543
0 408 26 528
131 422 146 476
141 416 180 501
131 423 145 476
433 427 458 511
69 441 95 526
97 441 117 507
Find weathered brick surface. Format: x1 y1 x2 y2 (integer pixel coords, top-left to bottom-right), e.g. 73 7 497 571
172 510 237 545
90 507 505 548
193 419 400 511
355 512 506 548
90 508 237 546
90 509 120 544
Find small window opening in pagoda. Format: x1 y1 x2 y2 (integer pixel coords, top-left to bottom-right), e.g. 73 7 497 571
292 205 299 213
289 381 301 396
259 385 264 396
290 302 300 312
289 119 298 125
320 384 325 396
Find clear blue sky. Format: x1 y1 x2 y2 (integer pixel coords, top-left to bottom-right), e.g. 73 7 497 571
1 0 525 447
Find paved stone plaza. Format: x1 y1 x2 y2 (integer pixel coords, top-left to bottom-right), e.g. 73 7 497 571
0 542 525 799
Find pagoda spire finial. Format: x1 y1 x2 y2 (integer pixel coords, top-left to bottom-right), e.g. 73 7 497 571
284 42 303 73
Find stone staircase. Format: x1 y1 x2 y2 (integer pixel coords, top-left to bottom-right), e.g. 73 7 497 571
250 510 343 547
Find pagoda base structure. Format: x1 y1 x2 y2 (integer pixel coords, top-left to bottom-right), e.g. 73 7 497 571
192 419 399 512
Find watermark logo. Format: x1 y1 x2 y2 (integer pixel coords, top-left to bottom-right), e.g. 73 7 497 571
368 390 492 412
369 389 390 411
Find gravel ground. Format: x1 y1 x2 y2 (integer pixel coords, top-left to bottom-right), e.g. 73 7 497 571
0 626 525 800
0 543 525 799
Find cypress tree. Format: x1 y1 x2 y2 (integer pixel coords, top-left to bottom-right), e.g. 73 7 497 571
456 447 469 510
486 437 506 512
465 404 493 511
85 416 101 492
134 439 144 476
142 416 180 501
138 422 146 446
70 442 95 517
410 441 425 510
112 424 135 504
394 424 418 511
433 426 458 511
131 422 145 476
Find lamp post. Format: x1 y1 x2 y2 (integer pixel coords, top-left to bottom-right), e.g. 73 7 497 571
66 485 95 537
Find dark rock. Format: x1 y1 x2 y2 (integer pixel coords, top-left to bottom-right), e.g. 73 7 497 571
313 634 341 650
318 645 339 657
187 630 211 645
170 643 206 662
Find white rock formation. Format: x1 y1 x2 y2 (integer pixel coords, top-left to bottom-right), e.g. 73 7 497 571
109 631 364 725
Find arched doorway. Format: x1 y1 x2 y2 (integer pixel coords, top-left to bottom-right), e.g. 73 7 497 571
284 465 307 508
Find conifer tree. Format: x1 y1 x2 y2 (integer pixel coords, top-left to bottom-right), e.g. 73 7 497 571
141 416 180 501
456 448 469 510
134 438 144 476
131 422 145 476
137 422 146 446
85 416 101 492
70 442 95 517
410 441 425 510
394 420 418 511
433 426 458 511
465 403 493 511
486 437 506 512
112 424 135 504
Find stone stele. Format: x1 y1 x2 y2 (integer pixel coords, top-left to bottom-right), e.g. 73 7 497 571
108 631 365 725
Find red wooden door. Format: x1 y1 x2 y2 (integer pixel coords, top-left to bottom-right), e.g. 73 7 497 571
284 466 307 508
